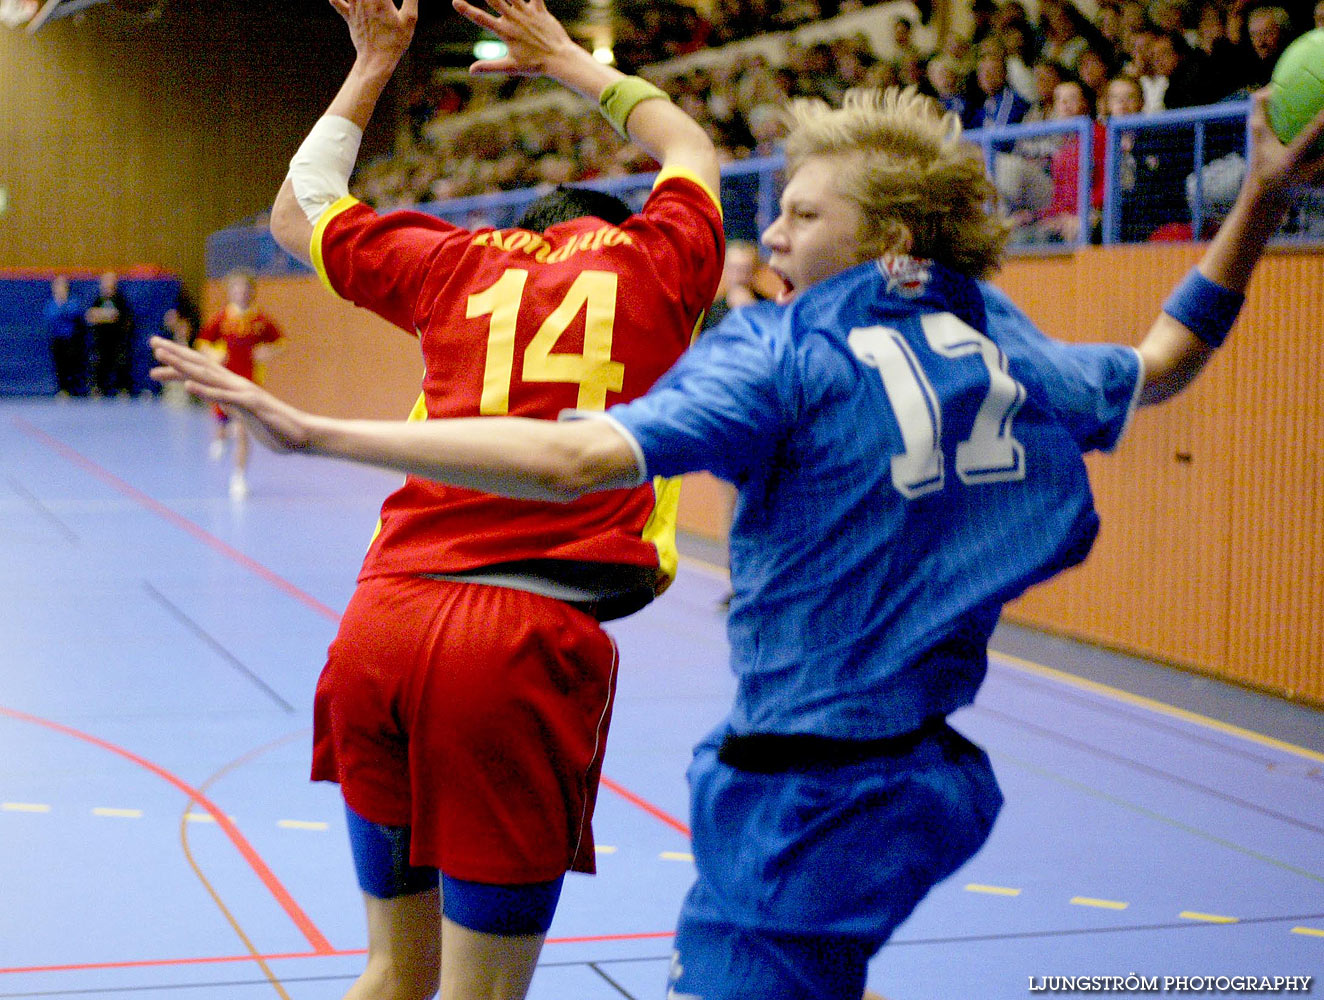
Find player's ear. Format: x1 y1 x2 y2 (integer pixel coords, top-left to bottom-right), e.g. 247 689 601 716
867 218 914 260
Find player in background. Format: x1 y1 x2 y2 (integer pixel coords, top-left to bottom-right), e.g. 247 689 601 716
156 89 1324 1000
195 268 285 499
246 0 721 996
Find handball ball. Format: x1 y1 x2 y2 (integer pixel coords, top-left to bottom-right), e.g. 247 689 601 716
1267 28 1324 150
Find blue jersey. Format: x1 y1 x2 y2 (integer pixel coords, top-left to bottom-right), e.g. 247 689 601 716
43 296 83 341
607 256 1142 739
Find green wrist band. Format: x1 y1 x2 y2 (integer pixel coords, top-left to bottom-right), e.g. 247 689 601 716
599 77 670 138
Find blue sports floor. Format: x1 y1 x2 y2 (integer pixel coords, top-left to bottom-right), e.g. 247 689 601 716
1 396 1321 999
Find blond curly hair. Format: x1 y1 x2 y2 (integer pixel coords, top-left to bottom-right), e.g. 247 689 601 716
782 87 1009 279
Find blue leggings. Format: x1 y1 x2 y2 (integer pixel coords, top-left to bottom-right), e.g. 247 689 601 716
345 804 563 935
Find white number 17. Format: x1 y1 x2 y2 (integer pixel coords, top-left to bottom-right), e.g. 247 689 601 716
848 313 1026 499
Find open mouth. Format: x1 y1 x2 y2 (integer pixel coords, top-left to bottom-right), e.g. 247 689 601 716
771 269 795 305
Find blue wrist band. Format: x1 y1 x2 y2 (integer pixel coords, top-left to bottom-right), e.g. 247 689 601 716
1161 268 1244 348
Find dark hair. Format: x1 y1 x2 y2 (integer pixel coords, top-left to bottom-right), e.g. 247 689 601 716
515 185 633 232
1061 75 1097 112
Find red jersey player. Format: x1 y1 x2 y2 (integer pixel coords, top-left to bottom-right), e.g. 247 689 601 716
195 268 285 498
264 0 721 997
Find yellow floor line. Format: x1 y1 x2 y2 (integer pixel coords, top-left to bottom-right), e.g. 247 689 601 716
1070 896 1129 910
1179 910 1238 923
677 554 732 582
992 651 1324 764
965 883 1021 896
180 728 313 1000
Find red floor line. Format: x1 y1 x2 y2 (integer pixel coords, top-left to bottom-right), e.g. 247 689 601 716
0 951 347 976
0 953 349 980
599 776 691 837
0 932 675 975
547 930 675 945
11 416 341 622
8 416 691 952
17 416 697 842
0 704 334 956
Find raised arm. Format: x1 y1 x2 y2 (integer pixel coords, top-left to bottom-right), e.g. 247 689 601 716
1136 92 1324 405
271 0 419 263
274 0 718 266
453 0 719 195
150 337 640 501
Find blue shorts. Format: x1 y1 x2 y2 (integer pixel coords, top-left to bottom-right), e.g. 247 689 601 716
668 721 1002 1000
345 804 564 934
345 802 439 900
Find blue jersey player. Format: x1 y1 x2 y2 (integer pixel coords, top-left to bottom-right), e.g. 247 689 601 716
152 85 1324 1000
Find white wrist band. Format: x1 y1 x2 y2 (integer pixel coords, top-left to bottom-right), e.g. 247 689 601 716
288 115 364 224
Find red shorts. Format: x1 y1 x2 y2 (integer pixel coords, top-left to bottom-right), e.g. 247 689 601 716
311 574 618 883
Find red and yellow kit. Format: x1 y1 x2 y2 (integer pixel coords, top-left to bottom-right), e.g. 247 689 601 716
311 168 724 594
195 305 284 382
308 169 723 880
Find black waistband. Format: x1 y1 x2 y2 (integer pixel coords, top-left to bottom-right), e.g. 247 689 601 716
429 559 657 622
717 717 946 774
563 588 653 622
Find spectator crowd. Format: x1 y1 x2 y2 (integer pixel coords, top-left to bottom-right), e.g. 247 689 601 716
351 0 1323 243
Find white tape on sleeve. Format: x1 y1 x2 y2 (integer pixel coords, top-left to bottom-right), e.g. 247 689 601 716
288 115 364 224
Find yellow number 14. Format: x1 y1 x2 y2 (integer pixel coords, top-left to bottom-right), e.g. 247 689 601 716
469 268 626 414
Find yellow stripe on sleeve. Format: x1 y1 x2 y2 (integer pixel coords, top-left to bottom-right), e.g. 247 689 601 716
652 165 722 219
310 195 362 299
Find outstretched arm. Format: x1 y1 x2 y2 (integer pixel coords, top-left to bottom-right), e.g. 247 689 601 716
271 0 419 263
150 337 640 500
453 0 718 195
1136 92 1324 405
273 0 720 265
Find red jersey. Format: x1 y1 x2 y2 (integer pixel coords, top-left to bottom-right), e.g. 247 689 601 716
196 305 285 382
1046 121 1107 218
311 168 724 595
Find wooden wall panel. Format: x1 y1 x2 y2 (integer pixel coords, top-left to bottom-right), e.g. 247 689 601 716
1001 246 1321 705
205 277 424 421
1000 246 1236 672
0 1 361 297
1223 250 1324 700
676 472 736 544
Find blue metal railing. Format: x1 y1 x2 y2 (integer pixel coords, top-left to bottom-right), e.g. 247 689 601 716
209 99 1324 278
1099 101 1251 244
965 116 1098 250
